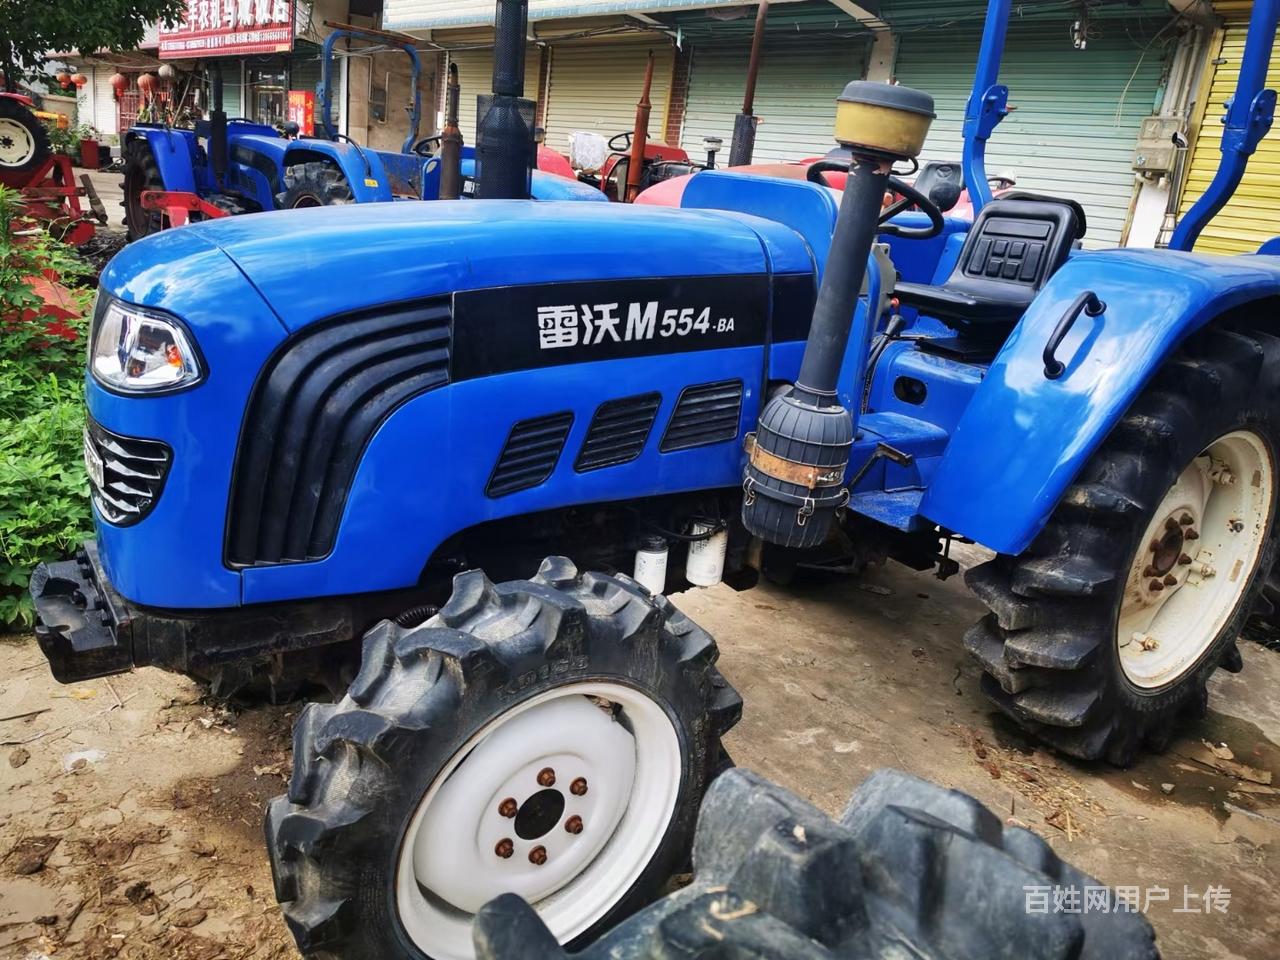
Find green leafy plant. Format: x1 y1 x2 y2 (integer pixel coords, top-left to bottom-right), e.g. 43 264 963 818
0 184 94 628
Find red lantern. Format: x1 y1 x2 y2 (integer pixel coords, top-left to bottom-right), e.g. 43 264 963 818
137 73 158 97
110 72 129 101
55 70 72 88
71 73 88 88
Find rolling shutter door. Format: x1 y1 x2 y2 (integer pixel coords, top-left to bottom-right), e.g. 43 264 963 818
680 39 869 163
542 42 674 156
894 19 1169 247
1178 15 1280 254
92 69 117 134
446 46 540 143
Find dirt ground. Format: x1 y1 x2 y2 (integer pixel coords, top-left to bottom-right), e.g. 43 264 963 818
1 550 1277 959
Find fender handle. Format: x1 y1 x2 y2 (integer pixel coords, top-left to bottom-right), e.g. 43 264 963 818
1043 291 1105 380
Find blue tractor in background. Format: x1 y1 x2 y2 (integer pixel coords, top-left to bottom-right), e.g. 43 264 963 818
122 19 599 240
29 0 1280 954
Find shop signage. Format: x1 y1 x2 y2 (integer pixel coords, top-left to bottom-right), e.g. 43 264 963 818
287 90 315 135
159 0 296 59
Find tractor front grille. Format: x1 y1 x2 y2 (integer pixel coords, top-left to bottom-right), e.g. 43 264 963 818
660 380 744 452
226 297 451 565
575 393 661 472
488 412 574 497
85 419 172 526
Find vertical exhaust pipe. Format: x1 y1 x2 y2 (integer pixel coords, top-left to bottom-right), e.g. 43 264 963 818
475 0 534 199
624 51 655 203
729 0 770 167
439 62 464 200
741 82 934 548
209 61 228 186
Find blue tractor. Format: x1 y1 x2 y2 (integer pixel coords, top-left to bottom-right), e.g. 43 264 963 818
29 0 1280 954
122 19 599 240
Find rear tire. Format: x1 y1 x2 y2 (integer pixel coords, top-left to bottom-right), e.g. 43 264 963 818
0 96 51 175
473 767 1159 959
266 557 741 960
966 325 1279 765
122 140 168 241
275 160 354 208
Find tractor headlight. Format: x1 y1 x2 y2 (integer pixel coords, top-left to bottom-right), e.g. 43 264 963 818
90 298 203 393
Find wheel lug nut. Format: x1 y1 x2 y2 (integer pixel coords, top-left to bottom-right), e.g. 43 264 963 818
498 798 518 818
1149 578 1165 592
565 815 584 834
1149 539 1163 553
1165 517 1181 532
1162 574 1178 587
1178 553 1192 565
570 777 588 796
1142 565 1159 577
537 767 556 787
1185 529 1200 540
1133 633 1159 651
528 845 547 865
1179 513 1194 526
495 838 514 859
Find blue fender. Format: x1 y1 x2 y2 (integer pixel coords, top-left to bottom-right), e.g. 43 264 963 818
281 139 394 203
919 248 1280 555
125 126 200 194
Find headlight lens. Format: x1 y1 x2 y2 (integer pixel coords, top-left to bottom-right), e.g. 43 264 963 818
90 299 202 393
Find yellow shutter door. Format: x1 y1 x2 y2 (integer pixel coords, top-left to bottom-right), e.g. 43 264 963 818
1179 12 1280 253
542 41 674 157
447 46 541 144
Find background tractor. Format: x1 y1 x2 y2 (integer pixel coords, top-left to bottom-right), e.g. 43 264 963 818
122 18 600 240
25 0 1280 955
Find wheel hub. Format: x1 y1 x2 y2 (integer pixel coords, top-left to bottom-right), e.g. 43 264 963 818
1118 430 1273 687
395 681 681 960
0 118 35 167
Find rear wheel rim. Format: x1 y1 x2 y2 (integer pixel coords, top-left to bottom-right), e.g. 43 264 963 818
0 117 36 167
290 193 323 208
394 681 681 960
1117 429 1273 688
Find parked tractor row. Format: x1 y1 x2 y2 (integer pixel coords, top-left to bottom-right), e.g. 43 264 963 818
23 0 1280 956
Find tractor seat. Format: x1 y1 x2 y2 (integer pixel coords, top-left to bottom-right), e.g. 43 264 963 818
894 195 1086 332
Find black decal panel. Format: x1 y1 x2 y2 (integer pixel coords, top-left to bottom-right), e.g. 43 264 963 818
452 274 770 380
772 272 818 343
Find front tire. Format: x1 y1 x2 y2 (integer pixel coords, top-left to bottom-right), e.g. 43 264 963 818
966 325 1279 765
266 557 741 960
122 140 168 241
275 160 354 208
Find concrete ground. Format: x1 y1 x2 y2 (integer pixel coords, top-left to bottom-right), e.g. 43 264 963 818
84 167 125 235
1 551 1276 959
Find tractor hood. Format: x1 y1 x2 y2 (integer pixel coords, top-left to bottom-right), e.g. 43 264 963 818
108 200 813 333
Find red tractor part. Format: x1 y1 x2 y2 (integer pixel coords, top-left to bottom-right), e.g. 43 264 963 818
139 189 230 228
1 94 103 246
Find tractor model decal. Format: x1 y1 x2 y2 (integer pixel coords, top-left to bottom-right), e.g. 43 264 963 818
451 274 772 379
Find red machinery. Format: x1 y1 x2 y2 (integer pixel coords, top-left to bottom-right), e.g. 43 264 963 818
0 93 105 246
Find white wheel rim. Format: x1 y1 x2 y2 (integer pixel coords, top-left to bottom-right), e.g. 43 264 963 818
1118 429 1273 688
0 117 36 167
395 681 681 960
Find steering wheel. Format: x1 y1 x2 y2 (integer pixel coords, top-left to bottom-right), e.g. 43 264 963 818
806 160 944 241
608 131 632 152
413 134 443 157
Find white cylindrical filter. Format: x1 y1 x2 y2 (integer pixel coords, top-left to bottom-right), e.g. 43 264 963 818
633 536 668 594
687 522 727 586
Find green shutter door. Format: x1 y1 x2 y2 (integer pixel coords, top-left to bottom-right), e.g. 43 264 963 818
893 19 1168 247
680 38 869 163
222 64 243 119
447 47 541 143
542 42 675 157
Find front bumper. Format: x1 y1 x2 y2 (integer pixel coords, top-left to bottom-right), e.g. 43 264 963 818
30 540 431 686
31 541 135 683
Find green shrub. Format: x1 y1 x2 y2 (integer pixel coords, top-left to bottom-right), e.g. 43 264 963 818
0 185 94 628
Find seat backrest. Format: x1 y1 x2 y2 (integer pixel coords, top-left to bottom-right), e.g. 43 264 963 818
945 197 1083 301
